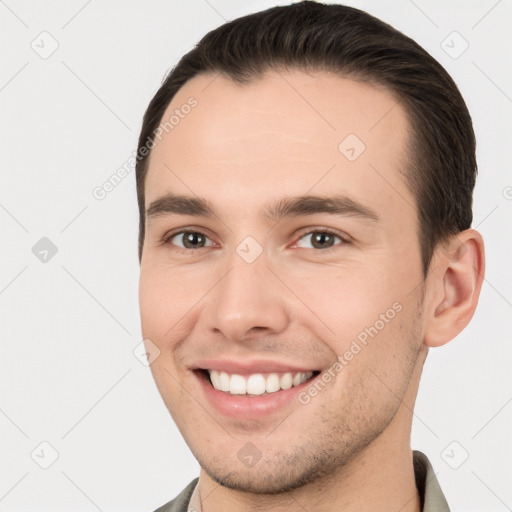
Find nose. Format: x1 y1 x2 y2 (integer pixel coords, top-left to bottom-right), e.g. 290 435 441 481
203 249 290 343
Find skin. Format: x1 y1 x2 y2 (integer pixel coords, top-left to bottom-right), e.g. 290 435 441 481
139 70 485 511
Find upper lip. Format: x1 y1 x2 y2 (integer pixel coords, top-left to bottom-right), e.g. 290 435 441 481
191 358 319 375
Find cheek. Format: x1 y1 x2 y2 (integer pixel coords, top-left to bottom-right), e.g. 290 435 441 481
286 265 417 382
326 307 421 435
138 262 206 340
284 264 397 339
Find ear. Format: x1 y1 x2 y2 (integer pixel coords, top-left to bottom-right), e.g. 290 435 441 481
423 229 485 348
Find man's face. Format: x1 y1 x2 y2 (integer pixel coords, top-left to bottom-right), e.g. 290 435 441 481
139 70 428 492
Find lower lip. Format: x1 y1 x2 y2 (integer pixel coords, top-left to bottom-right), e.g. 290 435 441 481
195 371 317 420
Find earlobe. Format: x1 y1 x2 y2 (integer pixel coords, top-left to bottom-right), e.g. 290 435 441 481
423 229 485 348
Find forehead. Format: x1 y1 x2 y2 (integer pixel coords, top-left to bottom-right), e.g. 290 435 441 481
144 70 413 225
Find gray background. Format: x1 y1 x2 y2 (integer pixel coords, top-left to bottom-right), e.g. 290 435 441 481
1 0 511 510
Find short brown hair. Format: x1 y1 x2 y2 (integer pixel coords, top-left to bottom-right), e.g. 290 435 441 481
135 1 477 275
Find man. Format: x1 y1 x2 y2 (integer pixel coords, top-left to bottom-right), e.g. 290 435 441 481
136 2 485 511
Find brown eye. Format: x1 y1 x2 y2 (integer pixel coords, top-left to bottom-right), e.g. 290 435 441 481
167 231 213 249
295 230 344 250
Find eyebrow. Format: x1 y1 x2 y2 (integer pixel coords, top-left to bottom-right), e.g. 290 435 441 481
146 193 379 223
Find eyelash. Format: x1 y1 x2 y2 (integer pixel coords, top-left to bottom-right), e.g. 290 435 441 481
161 227 348 254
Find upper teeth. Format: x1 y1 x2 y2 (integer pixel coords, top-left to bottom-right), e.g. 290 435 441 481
208 370 314 395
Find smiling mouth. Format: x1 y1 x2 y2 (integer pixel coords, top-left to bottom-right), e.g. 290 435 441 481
198 369 321 396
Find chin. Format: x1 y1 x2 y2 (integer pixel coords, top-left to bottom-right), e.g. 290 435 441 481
194 440 363 495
